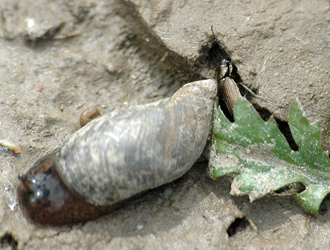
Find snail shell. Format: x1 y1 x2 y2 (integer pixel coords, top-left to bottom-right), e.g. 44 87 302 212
76 106 101 129
18 79 217 226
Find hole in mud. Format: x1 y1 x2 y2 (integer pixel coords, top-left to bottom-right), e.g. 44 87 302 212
252 104 299 151
319 193 330 215
273 182 306 196
0 233 18 250
253 103 273 121
198 41 229 71
227 217 249 237
274 118 299 151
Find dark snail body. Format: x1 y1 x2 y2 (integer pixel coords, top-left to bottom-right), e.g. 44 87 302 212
18 79 217 226
18 149 123 225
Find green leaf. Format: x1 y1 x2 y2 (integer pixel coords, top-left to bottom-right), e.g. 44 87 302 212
209 98 330 214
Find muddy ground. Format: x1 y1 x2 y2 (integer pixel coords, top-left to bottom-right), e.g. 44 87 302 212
0 0 330 249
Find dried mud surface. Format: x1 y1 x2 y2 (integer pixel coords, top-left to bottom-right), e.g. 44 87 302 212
0 0 330 249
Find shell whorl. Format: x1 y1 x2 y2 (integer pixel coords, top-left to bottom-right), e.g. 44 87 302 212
56 79 217 206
